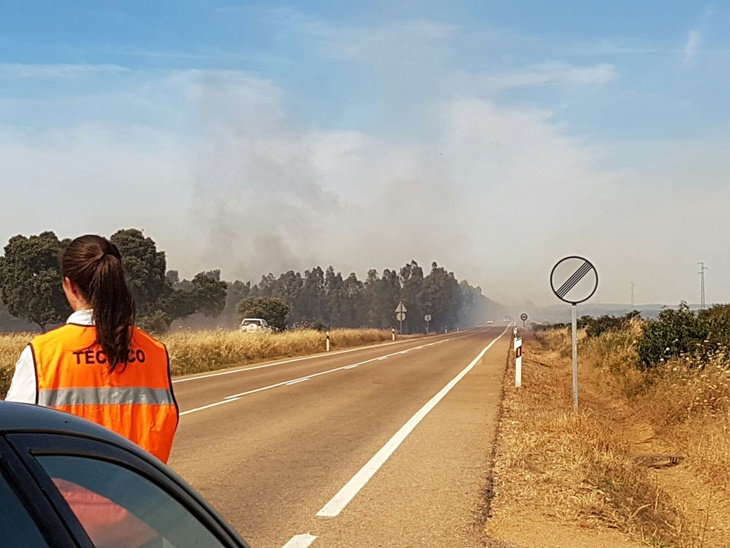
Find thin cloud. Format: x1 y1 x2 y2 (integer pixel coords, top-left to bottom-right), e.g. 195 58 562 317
99 46 289 66
217 4 322 34
473 63 618 91
553 37 683 56
0 63 129 80
314 19 458 62
683 29 700 65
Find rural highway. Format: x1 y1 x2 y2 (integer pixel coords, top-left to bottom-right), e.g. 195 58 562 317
169 326 511 548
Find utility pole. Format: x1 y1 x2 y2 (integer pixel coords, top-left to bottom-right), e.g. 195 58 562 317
698 262 707 310
630 281 635 308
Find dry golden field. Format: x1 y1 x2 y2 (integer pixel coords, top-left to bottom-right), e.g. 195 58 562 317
0 328 392 398
0 332 30 399
163 327 391 376
488 325 730 548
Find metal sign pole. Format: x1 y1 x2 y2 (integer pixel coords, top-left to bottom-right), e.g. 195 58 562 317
550 256 598 413
571 303 578 411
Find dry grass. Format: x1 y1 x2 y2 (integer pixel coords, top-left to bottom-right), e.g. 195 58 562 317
163 328 391 376
628 357 730 500
0 332 33 399
489 327 691 547
580 321 730 518
491 322 730 546
0 328 392 397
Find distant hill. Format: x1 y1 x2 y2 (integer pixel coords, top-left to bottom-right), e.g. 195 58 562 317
506 303 700 324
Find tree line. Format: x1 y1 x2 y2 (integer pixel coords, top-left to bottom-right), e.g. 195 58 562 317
0 230 226 333
0 229 502 333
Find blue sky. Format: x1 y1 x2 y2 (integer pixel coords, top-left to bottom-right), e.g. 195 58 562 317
1 1 729 306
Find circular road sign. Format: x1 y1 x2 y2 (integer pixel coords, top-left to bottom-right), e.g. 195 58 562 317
424 314 432 322
520 313 528 321
550 256 598 305
396 311 406 322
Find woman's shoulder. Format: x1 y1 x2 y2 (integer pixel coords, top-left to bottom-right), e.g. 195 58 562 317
132 327 166 349
31 324 90 347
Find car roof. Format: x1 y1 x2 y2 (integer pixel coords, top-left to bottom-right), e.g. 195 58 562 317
0 401 142 452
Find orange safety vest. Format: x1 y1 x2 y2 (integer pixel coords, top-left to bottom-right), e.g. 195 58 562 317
30 324 179 463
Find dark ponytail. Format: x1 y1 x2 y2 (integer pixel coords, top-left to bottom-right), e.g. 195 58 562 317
62 235 136 372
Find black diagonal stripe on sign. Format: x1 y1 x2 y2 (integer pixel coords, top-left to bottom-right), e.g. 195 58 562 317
556 261 591 298
556 261 590 297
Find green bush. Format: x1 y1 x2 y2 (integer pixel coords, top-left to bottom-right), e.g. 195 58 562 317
635 303 730 368
582 312 640 338
532 322 567 332
698 304 730 347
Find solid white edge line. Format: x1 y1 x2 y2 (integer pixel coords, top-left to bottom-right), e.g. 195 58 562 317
221 337 456 401
282 533 317 548
315 326 509 518
172 333 461 384
173 351 356 384
173 330 479 384
286 378 309 386
178 329 493 416
179 397 240 416
188 350 410 411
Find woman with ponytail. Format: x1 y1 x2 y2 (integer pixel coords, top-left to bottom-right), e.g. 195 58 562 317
6 235 179 463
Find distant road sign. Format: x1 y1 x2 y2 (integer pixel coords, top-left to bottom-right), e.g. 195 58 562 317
396 311 406 322
395 301 407 314
550 256 598 305
424 314 432 322
520 313 528 321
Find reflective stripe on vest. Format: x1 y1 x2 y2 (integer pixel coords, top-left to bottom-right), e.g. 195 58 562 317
38 387 176 407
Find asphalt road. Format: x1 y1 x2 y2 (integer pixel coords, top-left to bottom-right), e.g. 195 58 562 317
168 326 511 548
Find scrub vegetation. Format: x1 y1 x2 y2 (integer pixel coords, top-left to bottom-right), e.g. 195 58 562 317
488 311 730 547
0 328 392 398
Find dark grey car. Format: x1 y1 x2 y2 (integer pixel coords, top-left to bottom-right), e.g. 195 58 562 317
0 401 250 548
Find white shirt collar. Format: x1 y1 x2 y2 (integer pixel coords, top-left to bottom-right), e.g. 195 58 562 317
67 309 94 326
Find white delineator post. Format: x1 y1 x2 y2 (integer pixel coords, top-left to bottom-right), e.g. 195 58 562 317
514 336 523 388
391 328 395 341
326 332 331 352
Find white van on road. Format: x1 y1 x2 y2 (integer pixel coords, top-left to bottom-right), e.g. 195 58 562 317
239 318 271 332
